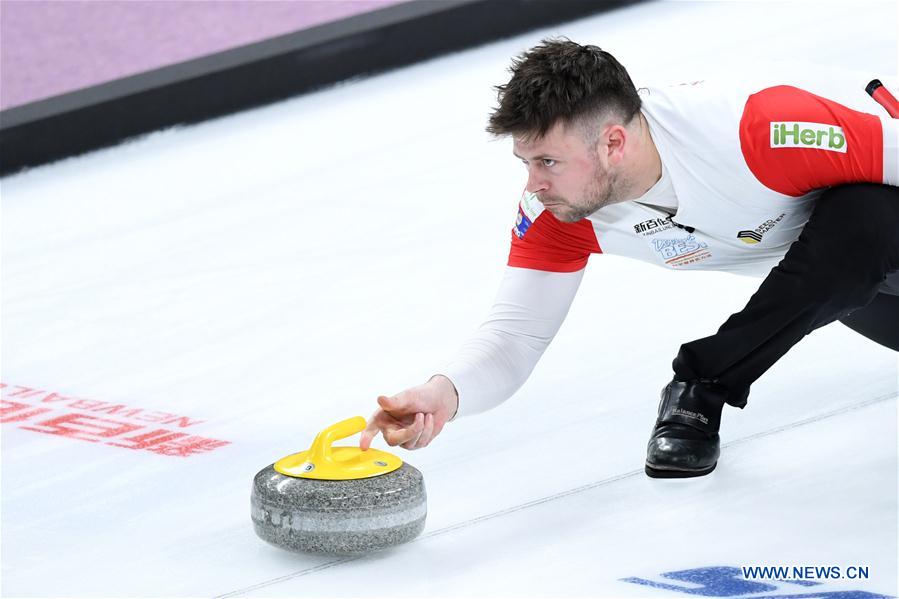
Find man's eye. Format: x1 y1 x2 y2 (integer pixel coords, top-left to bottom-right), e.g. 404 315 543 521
541 158 556 167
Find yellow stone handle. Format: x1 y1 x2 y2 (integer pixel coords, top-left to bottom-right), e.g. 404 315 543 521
273 415 402 479
305 416 366 465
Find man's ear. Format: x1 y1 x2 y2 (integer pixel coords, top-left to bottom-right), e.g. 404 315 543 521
605 124 627 166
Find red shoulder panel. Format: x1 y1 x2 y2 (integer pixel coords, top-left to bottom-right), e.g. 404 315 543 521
507 199 600 273
739 85 883 197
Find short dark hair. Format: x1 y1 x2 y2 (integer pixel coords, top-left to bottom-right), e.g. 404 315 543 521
486 38 641 141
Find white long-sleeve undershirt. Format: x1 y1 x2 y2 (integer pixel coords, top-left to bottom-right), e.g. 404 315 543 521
437 265 585 418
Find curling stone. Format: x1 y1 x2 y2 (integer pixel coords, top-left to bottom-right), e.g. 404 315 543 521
251 416 426 555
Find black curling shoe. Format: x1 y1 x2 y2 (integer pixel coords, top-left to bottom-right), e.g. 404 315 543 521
645 379 737 479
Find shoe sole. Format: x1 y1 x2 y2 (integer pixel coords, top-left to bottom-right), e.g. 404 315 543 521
644 461 717 479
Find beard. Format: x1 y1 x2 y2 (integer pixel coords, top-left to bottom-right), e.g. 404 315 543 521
538 160 624 223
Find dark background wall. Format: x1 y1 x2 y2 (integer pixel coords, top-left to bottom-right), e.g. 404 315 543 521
0 0 640 176
1 0 407 111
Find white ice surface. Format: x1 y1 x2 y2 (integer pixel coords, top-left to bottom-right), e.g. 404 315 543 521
2 1 898 597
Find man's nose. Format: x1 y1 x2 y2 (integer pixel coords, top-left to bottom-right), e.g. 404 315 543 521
525 169 548 195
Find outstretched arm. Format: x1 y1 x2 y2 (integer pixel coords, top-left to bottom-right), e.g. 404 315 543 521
360 264 585 450
436 264 586 418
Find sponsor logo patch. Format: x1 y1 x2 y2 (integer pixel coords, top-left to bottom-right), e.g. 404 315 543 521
513 192 545 239
513 208 532 239
737 213 786 245
652 234 712 267
634 216 675 235
770 121 846 153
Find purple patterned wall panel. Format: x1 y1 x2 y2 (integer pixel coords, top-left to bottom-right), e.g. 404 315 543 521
0 0 407 111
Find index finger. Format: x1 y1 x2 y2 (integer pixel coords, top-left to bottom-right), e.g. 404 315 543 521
359 413 383 450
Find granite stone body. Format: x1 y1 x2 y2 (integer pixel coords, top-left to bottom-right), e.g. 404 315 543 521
251 462 426 555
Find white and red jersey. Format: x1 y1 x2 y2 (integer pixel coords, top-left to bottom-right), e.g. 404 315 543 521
510 73 899 277
440 70 899 418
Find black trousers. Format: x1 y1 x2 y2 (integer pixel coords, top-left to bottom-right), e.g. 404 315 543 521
672 183 899 406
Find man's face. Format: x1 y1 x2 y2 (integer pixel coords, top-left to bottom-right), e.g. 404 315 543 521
512 121 622 223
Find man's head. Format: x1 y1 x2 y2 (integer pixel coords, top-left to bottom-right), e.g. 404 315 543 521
487 39 649 222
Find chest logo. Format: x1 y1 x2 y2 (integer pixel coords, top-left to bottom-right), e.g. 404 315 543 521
770 122 846 153
737 213 786 244
634 216 674 235
652 234 712 267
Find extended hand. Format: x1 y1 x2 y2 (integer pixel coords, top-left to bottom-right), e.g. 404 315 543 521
360 375 458 451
